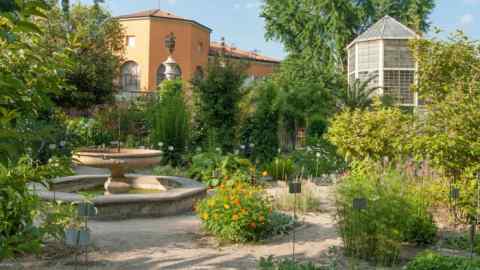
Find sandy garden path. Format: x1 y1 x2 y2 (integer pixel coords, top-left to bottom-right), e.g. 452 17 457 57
6 167 342 270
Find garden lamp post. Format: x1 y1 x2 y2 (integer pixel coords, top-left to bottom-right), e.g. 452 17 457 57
163 32 180 81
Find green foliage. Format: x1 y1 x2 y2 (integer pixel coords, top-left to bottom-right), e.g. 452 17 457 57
337 77 379 110
336 161 437 266
266 157 295 181
0 156 73 259
93 101 149 147
65 117 113 147
196 182 278 243
410 33 480 221
192 56 248 152
405 251 480 270
443 233 480 254
258 256 324 270
242 79 280 164
148 80 190 165
326 106 412 162
262 0 434 64
0 1 69 164
290 140 346 177
38 2 125 109
188 152 252 187
152 165 188 177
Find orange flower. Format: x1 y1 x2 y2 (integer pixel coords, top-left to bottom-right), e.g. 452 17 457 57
224 204 230 209
232 214 239 221
224 175 229 180
268 207 273 213
234 199 241 206
249 222 257 229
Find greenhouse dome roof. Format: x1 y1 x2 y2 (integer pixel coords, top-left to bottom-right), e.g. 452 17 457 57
347 15 418 48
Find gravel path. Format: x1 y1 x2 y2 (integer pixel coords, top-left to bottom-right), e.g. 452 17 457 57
5 168 342 270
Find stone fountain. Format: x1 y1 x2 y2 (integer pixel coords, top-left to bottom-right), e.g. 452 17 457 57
73 148 163 194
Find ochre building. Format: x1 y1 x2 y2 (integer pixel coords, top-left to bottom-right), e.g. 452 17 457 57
117 9 280 92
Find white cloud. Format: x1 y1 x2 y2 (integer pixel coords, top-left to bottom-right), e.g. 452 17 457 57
464 0 480 4
167 0 177 5
460 13 474 26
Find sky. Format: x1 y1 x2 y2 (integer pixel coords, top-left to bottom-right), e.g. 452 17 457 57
75 0 479 60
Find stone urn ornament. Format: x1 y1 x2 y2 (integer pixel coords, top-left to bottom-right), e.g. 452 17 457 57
163 32 180 80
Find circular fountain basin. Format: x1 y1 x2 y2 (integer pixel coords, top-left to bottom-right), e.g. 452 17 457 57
33 174 206 220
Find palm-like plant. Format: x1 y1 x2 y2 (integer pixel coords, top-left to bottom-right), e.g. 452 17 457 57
338 75 379 110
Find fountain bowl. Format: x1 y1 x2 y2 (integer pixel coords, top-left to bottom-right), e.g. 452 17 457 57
73 148 163 194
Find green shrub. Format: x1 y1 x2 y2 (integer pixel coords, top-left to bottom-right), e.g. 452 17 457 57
336 161 437 266
289 139 345 177
0 156 73 259
242 79 280 164
196 182 273 242
443 233 480 254
326 106 412 162
188 152 252 187
191 56 247 152
148 79 190 166
405 251 480 270
258 256 324 270
266 156 295 181
152 165 188 177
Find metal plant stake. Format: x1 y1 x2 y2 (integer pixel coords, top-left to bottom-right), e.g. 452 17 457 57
289 169 303 261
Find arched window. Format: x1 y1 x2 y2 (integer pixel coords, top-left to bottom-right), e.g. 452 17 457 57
121 61 139 91
156 64 166 86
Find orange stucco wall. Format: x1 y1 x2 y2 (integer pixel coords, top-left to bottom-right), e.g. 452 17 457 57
120 17 278 92
121 19 151 91
148 18 210 90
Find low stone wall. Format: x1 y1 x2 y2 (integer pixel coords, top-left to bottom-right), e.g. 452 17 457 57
36 175 207 220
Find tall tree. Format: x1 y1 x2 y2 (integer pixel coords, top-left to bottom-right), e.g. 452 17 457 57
191 56 248 152
38 2 125 110
262 0 435 66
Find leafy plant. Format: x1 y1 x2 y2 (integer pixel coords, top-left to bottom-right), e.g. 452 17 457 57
326 105 412 162
148 79 190 166
266 156 295 181
188 152 252 187
335 160 437 266
241 79 280 164
191 56 248 152
405 251 480 270
196 182 274 243
289 139 346 177
337 76 379 110
0 156 73 259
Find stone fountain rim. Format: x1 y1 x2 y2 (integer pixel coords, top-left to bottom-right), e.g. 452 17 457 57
34 174 206 206
74 148 162 158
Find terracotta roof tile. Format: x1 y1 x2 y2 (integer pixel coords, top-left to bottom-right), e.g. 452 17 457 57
210 42 280 64
117 9 211 31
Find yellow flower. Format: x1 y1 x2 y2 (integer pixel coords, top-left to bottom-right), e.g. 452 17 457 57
208 199 215 207
232 214 239 221
224 204 230 209
259 215 265 222
202 212 209 220
262 171 268 177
